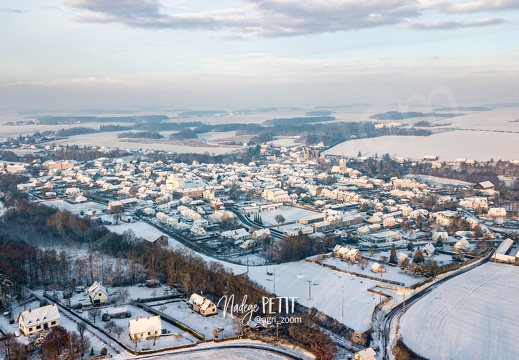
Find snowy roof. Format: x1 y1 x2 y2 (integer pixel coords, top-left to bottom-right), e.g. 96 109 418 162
87 281 108 299
128 316 162 335
19 304 60 327
189 294 216 311
105 306 128 315
356 347 376 360
496 238 513 255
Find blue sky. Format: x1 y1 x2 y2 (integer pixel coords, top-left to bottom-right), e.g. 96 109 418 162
1 0 518 111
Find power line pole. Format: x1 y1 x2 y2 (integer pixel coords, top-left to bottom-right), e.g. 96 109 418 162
307 281 312 300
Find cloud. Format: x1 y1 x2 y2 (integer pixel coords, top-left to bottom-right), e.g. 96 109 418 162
404 17 507 30
68 0 420 36
68 0 161 18
66 0 517 37
443 0 519 13
0 8 22 13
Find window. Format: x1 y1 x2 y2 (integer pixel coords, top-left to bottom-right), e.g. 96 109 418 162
29 327 33 332
51 321 56 325
36 325 41 330
148 332 151 335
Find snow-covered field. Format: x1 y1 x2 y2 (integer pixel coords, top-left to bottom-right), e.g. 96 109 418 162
400 262 519 360
405 174 474 187
258 206 320 226
44 199 107 215
321 257 425 287
247 260 379 332
324 130 519 161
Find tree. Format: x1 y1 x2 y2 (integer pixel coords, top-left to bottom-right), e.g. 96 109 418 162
114 287 130 304
413 250 425 264
88 308 101 323
42 326 70 360
400 258 409 272
104 321 116 333
131 336 141 352
389 244 397 264
407 241 414 251
274 214 286 224
0 274 13 311
113 325 124 339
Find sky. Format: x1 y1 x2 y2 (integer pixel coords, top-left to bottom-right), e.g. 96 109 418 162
1 0 519 112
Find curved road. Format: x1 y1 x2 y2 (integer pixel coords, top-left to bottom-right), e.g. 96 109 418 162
135 342 307 359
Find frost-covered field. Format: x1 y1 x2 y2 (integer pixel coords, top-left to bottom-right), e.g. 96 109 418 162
322 257 425 287
325 130 519 161
400 262 519 360
247 260 379 332
258 206 320 226
44 200 107 215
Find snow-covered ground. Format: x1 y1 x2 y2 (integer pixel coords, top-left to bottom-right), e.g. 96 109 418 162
147 299 238 340
321 257 425 287
246 260 380 332
400 262 519 359
43 200 108 215
405 174 474 187
258 206 320 227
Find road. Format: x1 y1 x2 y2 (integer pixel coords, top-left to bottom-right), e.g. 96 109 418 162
379 250 493 360
230 208 289 240
135 342 308 359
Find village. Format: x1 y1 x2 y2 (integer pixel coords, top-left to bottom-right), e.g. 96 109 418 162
1 140 519 360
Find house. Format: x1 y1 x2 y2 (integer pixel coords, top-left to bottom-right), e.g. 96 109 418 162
454 237 470 251
189 293 218 316
370 262 386 273
87 281 109 306
382 216 395 228
18 304 61 336
397 251 408 263
128 316 162 340
495 238 515 262
474 181 495 191
488 208 506 217
421 243 436 258
221 228 251 242
354 347 376 360
240 239 256 250
333 244 362 261
251 228 270 241
432 232 449 242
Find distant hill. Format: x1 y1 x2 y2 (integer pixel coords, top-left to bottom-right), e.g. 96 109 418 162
370 111 461 120
433 107 492 111
263 116 336 126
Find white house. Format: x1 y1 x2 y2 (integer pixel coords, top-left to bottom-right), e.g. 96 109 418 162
432 232 449 242
189 294 217 316
128 316 162 340
421 243 436 258
87 281 109 306
354 347 376 360
370 262 386 273
18 304 61 336
454 237 470 252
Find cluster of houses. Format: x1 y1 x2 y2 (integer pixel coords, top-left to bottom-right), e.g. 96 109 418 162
2 144 508 256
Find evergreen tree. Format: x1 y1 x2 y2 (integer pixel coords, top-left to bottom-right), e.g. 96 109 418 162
389 244 397 264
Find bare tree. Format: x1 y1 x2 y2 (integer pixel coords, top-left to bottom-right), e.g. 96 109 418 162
113 325 124 339
88 308 101 323
104 320 116 333
131 336 141 352
115 287 130 304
